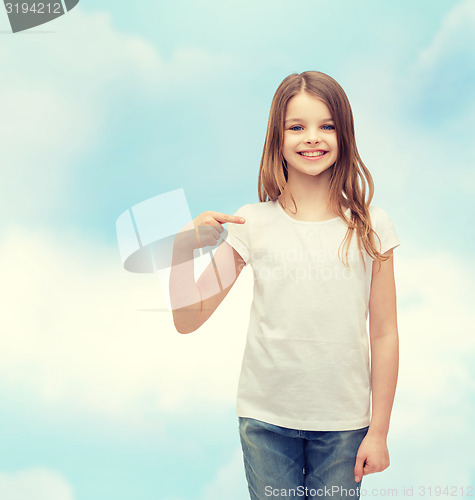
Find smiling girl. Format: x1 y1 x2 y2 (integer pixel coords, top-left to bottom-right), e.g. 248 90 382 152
169 71 401 500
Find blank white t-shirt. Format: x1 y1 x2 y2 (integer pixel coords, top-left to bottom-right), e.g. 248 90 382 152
224 200 400 431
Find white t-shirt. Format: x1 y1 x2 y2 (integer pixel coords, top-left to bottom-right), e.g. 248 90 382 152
224 200 400 431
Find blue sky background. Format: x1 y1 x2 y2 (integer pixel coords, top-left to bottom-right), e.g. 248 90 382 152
0 0 474 498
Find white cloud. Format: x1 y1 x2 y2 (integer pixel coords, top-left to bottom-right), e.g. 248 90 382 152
0 6 241 224
0 7 159 222
403 0 475 126
163 448 249 500
363 250 475 492
459 167 475 194
0 468 75 500
1 221 474 486
415 0 475 71
200 448 249 500
0 223 251 431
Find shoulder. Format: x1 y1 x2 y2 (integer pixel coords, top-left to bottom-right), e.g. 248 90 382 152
368 204 400 255
368 204 393 226
368 204 388 218
233 200 275 218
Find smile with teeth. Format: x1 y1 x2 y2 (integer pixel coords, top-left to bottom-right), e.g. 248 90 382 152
298 151 327 157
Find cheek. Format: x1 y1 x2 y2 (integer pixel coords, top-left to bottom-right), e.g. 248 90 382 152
329 137 339 152
284 135 298 148
282 138 293 153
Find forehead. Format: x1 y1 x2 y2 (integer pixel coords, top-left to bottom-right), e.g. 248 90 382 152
285 93 332 119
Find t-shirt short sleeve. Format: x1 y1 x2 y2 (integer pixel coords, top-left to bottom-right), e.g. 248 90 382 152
224 204 250 265
371 206 401 256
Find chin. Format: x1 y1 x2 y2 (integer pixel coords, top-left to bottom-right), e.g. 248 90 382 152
303 162 333 172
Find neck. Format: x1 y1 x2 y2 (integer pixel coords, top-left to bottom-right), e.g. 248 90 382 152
279 168 337 215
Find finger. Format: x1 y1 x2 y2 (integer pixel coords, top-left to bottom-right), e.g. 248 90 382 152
207 212 246 224
354 456 365 483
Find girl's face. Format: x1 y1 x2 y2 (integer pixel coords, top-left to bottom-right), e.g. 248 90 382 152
282 92 338 178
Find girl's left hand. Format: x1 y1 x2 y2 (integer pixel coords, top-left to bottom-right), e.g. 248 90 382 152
354 432 390 482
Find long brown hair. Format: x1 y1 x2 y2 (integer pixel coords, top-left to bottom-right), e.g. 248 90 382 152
257 70 390 271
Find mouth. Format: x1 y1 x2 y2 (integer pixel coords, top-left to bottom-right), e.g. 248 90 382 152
297 150 328 159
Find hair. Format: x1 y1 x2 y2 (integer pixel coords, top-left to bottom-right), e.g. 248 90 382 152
257 70 390 271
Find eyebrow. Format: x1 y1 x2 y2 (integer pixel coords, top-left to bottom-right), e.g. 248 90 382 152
285 117 334 124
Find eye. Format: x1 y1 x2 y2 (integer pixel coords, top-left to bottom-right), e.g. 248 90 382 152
288 124 335 131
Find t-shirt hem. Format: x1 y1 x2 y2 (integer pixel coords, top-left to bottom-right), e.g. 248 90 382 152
236 408 370 432
380 240 400 255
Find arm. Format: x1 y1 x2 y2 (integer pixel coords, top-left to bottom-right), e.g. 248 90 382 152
169 216 246 334
354 248 399 482
169 234 203 334
368 249 399 438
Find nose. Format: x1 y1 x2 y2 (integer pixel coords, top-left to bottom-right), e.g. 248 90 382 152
304 129 322 144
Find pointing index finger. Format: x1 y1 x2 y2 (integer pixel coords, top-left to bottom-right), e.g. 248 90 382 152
212 212 246 224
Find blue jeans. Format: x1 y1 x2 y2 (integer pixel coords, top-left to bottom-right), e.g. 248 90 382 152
238 417 369 500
